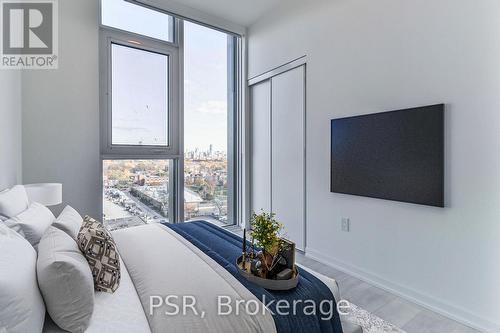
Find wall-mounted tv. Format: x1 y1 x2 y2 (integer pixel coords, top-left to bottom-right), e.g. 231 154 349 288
331 104 444 207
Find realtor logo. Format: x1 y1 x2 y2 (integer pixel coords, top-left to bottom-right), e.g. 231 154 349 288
1 0 58 69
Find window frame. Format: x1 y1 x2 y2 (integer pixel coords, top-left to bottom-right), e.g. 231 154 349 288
100 27 181 159
100 0 176 44
180 24 238 226
99 1 244 226
226 34 238 226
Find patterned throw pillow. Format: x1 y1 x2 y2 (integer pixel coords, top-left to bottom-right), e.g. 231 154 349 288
77 216 121 293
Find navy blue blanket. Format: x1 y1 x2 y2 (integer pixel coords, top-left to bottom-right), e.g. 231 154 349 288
166 221 343 333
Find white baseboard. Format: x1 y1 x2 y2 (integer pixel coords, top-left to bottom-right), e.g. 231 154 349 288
305 247 500 333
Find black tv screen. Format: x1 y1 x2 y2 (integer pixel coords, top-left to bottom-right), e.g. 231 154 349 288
331 104 444 207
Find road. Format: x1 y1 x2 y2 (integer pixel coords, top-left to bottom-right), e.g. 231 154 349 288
122 190 168 223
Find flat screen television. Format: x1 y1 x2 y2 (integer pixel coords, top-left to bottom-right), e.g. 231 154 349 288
331 104 444 207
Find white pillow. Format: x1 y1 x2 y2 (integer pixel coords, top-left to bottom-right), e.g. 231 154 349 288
0 185 29 219
0 224 46 333
52 205 83 240
4 202 55 248
37 227 94 333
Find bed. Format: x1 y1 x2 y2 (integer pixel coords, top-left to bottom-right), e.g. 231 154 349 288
0 185 362 333
45 223 361 333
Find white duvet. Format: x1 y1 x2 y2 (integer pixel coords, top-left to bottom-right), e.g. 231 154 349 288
112 224 277 333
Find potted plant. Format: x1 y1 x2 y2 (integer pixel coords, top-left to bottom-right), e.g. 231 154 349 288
250 211 284 277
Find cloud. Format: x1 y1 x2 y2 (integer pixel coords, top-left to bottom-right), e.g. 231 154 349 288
196 100 227 115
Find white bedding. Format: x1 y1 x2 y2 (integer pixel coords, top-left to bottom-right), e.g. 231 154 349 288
43 258 150 333
43 222 362 333
112 224 277 333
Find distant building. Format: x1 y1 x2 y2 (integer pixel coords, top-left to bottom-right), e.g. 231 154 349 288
134 174 146 186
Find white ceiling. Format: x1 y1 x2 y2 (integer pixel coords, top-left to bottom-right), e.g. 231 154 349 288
170 0 284 27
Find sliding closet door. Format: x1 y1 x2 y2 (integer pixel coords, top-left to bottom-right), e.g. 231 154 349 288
271 66 305 250
250 80 272 213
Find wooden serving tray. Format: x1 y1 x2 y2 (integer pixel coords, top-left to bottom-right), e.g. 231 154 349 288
236 256 299 291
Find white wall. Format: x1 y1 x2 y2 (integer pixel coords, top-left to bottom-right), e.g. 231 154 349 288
0 71 22 190
22 0 100 216
248 0 500 331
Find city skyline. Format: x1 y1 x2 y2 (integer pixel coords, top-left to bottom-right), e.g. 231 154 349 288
185 144 228 157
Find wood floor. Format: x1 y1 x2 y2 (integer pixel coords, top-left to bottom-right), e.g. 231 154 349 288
224 225 481 333
296 253 481 333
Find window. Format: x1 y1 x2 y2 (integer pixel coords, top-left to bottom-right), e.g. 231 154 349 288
103 160 173 231
101 0 174 43
100 29 180 156
100 1 240 228
111 44 169 146
184 22 235 225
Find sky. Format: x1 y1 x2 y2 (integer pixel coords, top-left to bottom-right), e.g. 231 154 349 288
112 44 169 146
184 21 229 153
104 0 229 152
